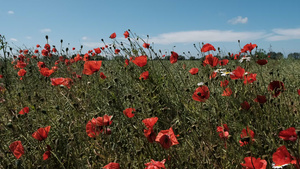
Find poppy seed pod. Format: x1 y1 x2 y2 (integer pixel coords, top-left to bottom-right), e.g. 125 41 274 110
45 35 48 40
60 39 63 43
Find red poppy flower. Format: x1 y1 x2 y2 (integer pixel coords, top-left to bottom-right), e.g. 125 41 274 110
201 43 216 53
298 89 300 96
123 108 136 118
18 69 27 77
23 49 29 55
34 49 39 53
82 61 102 75
155 127 179 149
9 141 25 159
143 43 150 49
170 51 178 64
217 124 229 139
125 59 129 67
32 126 51 141
92 115 113 126
19 107 29 115
109 32 116 39
241 43 257 53
72 47 75 50
113 49 120 55
41 49 49 56
86 120 103 138
52 48 57 53
220 80 229 87
124 31 129 38
219 59 229 66
279 127 297 141
256 59 268 65
37 61 46 69
103 162 120 169
254 95 267 104
210 71 217 79
240 157 267 169
192 85 210 102
0 74 3 78
189 68 199 75
272 145 293 167
83 53 91 61
40 68 54 77
243 73 257 84
132 55 147 67
222 87 232 96
94 47 101 54
16 61 27 68
145 159 166 169
239 126 255 146
203 54 219 67
36 44 40 48
268 81 285 97
241 101 250 110
100 72 107 79
43 145 51 160
230 66 245 80
142 117 158 143
74 54 83 62
139 71 149 80
51 78 73 89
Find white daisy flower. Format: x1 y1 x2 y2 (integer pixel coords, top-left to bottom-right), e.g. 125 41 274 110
214 68 226 73
272 163 289 168
197 82 204 86
239 57 251 63
221 72 233 76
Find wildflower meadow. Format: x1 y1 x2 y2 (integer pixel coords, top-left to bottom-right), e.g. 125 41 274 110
1 31 300 169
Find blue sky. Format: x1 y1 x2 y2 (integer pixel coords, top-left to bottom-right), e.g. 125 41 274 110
1 0 300 57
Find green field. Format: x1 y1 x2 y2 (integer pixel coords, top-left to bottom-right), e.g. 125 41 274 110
1 34 300 169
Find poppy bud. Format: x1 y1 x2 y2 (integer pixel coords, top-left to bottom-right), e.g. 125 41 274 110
238 40 240 43
45 35 48 40
66 48 69 52
61 39 63 43
81 45 83 49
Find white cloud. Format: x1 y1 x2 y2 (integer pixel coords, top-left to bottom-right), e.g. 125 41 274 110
228 16 248 25
149 30 266 45
10 38 18 42
8 11 14 14
265 28 300 41
82 36 88 40
40 28 51 33
26 36 32 39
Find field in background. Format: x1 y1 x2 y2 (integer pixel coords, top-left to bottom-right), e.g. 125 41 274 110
1 33 300 168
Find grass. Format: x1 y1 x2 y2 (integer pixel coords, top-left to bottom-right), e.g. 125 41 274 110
1 32 300 168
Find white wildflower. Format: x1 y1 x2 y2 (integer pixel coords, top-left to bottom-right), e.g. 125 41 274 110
239 57 251 63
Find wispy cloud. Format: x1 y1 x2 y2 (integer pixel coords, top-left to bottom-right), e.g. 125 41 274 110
265 28 300 41
82 36 88 40
26 36 32 40
40 28 51 33
10 38 18 42
8 11 14 15
149 30 266 45
228 16 248 25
